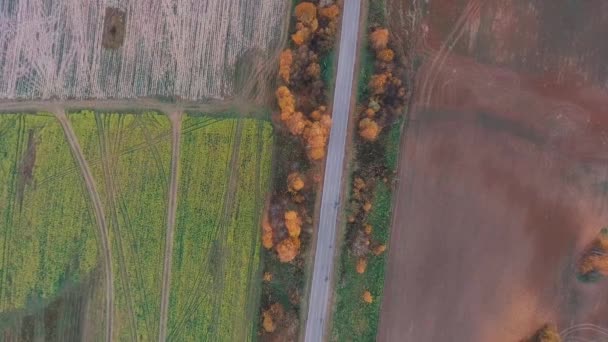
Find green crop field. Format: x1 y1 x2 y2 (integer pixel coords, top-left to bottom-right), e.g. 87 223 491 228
0 111 273 341
0 113 98 312
70 110 172 341
167 114 273 342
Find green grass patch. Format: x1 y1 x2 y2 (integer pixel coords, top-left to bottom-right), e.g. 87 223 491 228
368 0 387 27
358 48 375 102
332 181 391 342
167 114 273 342
69 110 172 341
385 118 403 173
321 50 336 92
0 113 98 312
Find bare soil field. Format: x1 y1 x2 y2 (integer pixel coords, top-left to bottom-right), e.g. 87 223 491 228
0 0 288 100
380 0 608 340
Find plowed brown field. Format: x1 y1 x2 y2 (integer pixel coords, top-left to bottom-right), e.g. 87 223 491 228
380 1 608 340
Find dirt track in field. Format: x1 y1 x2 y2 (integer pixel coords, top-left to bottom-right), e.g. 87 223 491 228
380 1 608 341
158 111 182 342
54 110 114 342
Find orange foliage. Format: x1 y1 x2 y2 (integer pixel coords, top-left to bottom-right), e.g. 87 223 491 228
306 62 321 79
359 118 380 141
319 113 332 128
579 254 608 276
370 28 389 51
262 310 276 332
365 108 376 118
285 210 302 238
373 244 387 256
369 73 388 95
362 290 373 303
292 28 311 46
279 49 293 83
284 111 308 135
377 48 395 62
597 232 608 250
319 4 340 19
310 105 328 121
356 257 368 274
276 86 295 115
525 323 561 342
277 237 301 263
262 214 273 249
262 303 285 333
354 177 366 190
363 201 372 212
295 2 317 25
288 172 305 192
364 224 372 235
303 118 331 160
263 272 273 282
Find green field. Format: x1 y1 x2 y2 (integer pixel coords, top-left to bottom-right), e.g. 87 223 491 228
70 110 172 341
167 114 273 341
0 111 274 341
0 113 98 312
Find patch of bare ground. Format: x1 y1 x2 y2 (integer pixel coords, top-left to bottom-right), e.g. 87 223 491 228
380 1 608 341
0 269 105 342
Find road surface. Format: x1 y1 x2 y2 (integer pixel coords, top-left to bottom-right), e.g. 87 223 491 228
158 111 182 342
0 98 235 116
304 0 362 340
54 110 114 342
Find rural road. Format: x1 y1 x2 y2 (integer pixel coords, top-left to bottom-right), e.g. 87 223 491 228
54 110 114 342
158 111 182 342
0 98 241 117
304 0 362 340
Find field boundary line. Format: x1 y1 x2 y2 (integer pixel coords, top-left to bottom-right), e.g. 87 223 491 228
54 109 114 342
158 111 182 342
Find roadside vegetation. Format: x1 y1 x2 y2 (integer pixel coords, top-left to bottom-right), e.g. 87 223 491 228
0 113 98 313
521 323 561 342
577 228 608 282
332 0 412 340
259 1 341 340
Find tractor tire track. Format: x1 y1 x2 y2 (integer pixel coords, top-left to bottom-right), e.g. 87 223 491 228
158 111 182 342
208 119 243 338
96 114 138 342
54 109 114 342
167 119 242 341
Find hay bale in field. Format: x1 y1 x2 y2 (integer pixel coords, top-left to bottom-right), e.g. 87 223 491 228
102 8 126 49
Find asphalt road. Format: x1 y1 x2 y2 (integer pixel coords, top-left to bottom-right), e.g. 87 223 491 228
304 0 362 340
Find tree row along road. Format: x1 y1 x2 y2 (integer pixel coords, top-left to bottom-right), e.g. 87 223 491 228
304 0 362 341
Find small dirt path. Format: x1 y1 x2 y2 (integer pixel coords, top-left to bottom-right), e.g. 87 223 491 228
54 109 114 342
158 111 182 342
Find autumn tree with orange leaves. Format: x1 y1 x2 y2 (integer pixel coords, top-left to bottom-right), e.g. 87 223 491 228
578 228 608 280
370 28 389 50
287 172 305 193
261 1 342 338
279 49 293 84
359 118 380 141
521 323 561 342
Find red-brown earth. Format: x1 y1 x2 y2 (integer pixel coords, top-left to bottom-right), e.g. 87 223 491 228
380 0 608 340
